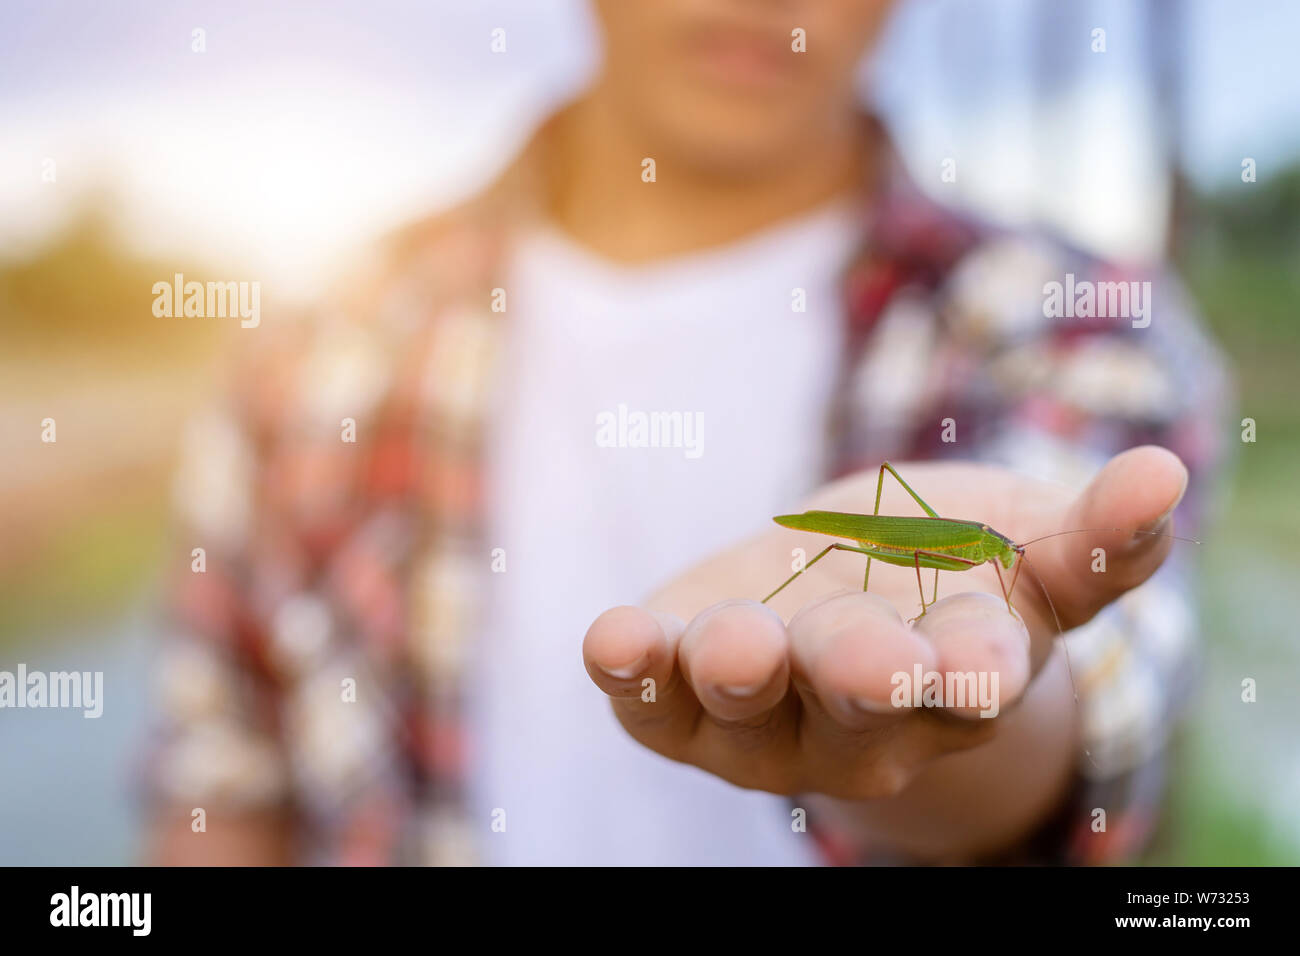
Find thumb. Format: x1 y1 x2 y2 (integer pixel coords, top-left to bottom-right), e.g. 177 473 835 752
1027 445 1189 631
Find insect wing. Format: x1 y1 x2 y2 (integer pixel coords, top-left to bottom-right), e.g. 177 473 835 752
773 511 985 551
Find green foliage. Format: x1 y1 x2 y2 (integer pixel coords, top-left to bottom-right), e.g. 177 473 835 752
0 194 219 646
1160 164 1300 864
0 193 219 355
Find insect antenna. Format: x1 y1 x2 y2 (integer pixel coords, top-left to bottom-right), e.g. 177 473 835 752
1015 527 1201 549
1013 526 1200 774
1014 549 1099 772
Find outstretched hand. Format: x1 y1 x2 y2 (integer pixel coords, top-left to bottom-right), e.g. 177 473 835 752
582 446 1187 803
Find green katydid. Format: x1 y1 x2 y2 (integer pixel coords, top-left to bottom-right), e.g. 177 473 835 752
762 461 1196 624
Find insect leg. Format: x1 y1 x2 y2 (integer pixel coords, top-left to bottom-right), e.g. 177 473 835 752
912 551 929 617
905 549 982 622
863 467 888 592
762 542 875 604
879 461 942 518
872 461 943 597
992 560 1013 614
1008 553 1025 604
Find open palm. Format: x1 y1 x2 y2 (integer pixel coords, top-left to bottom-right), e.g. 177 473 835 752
582 446 1186 807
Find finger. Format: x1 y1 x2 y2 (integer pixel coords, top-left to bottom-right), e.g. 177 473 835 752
1031 445 1188 630
785 591 951 798
584 605 697 735
677 600 791 724
912 591 1031 720
786 590 936 730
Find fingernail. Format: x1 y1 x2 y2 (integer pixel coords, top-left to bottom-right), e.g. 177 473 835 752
1135 466 1188 537
599 653 648 680
715 682 763 699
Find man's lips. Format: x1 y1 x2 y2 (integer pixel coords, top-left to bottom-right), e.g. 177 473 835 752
681 23 800 92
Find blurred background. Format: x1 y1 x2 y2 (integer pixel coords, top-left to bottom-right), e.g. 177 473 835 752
1 0 1297 864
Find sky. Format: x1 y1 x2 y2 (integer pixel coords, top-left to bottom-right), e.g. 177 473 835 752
1 0 1297 294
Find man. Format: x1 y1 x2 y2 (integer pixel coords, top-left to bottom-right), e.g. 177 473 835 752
150 0 1227 864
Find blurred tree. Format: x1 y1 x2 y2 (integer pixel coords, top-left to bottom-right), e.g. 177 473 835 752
0 191 219 356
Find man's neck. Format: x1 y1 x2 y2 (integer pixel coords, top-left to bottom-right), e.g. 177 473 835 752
543 87 872 263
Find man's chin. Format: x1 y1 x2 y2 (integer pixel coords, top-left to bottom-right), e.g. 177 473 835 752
649 111 823 178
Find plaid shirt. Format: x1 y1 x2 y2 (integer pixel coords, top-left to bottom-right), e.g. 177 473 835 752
148 116 1230 866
